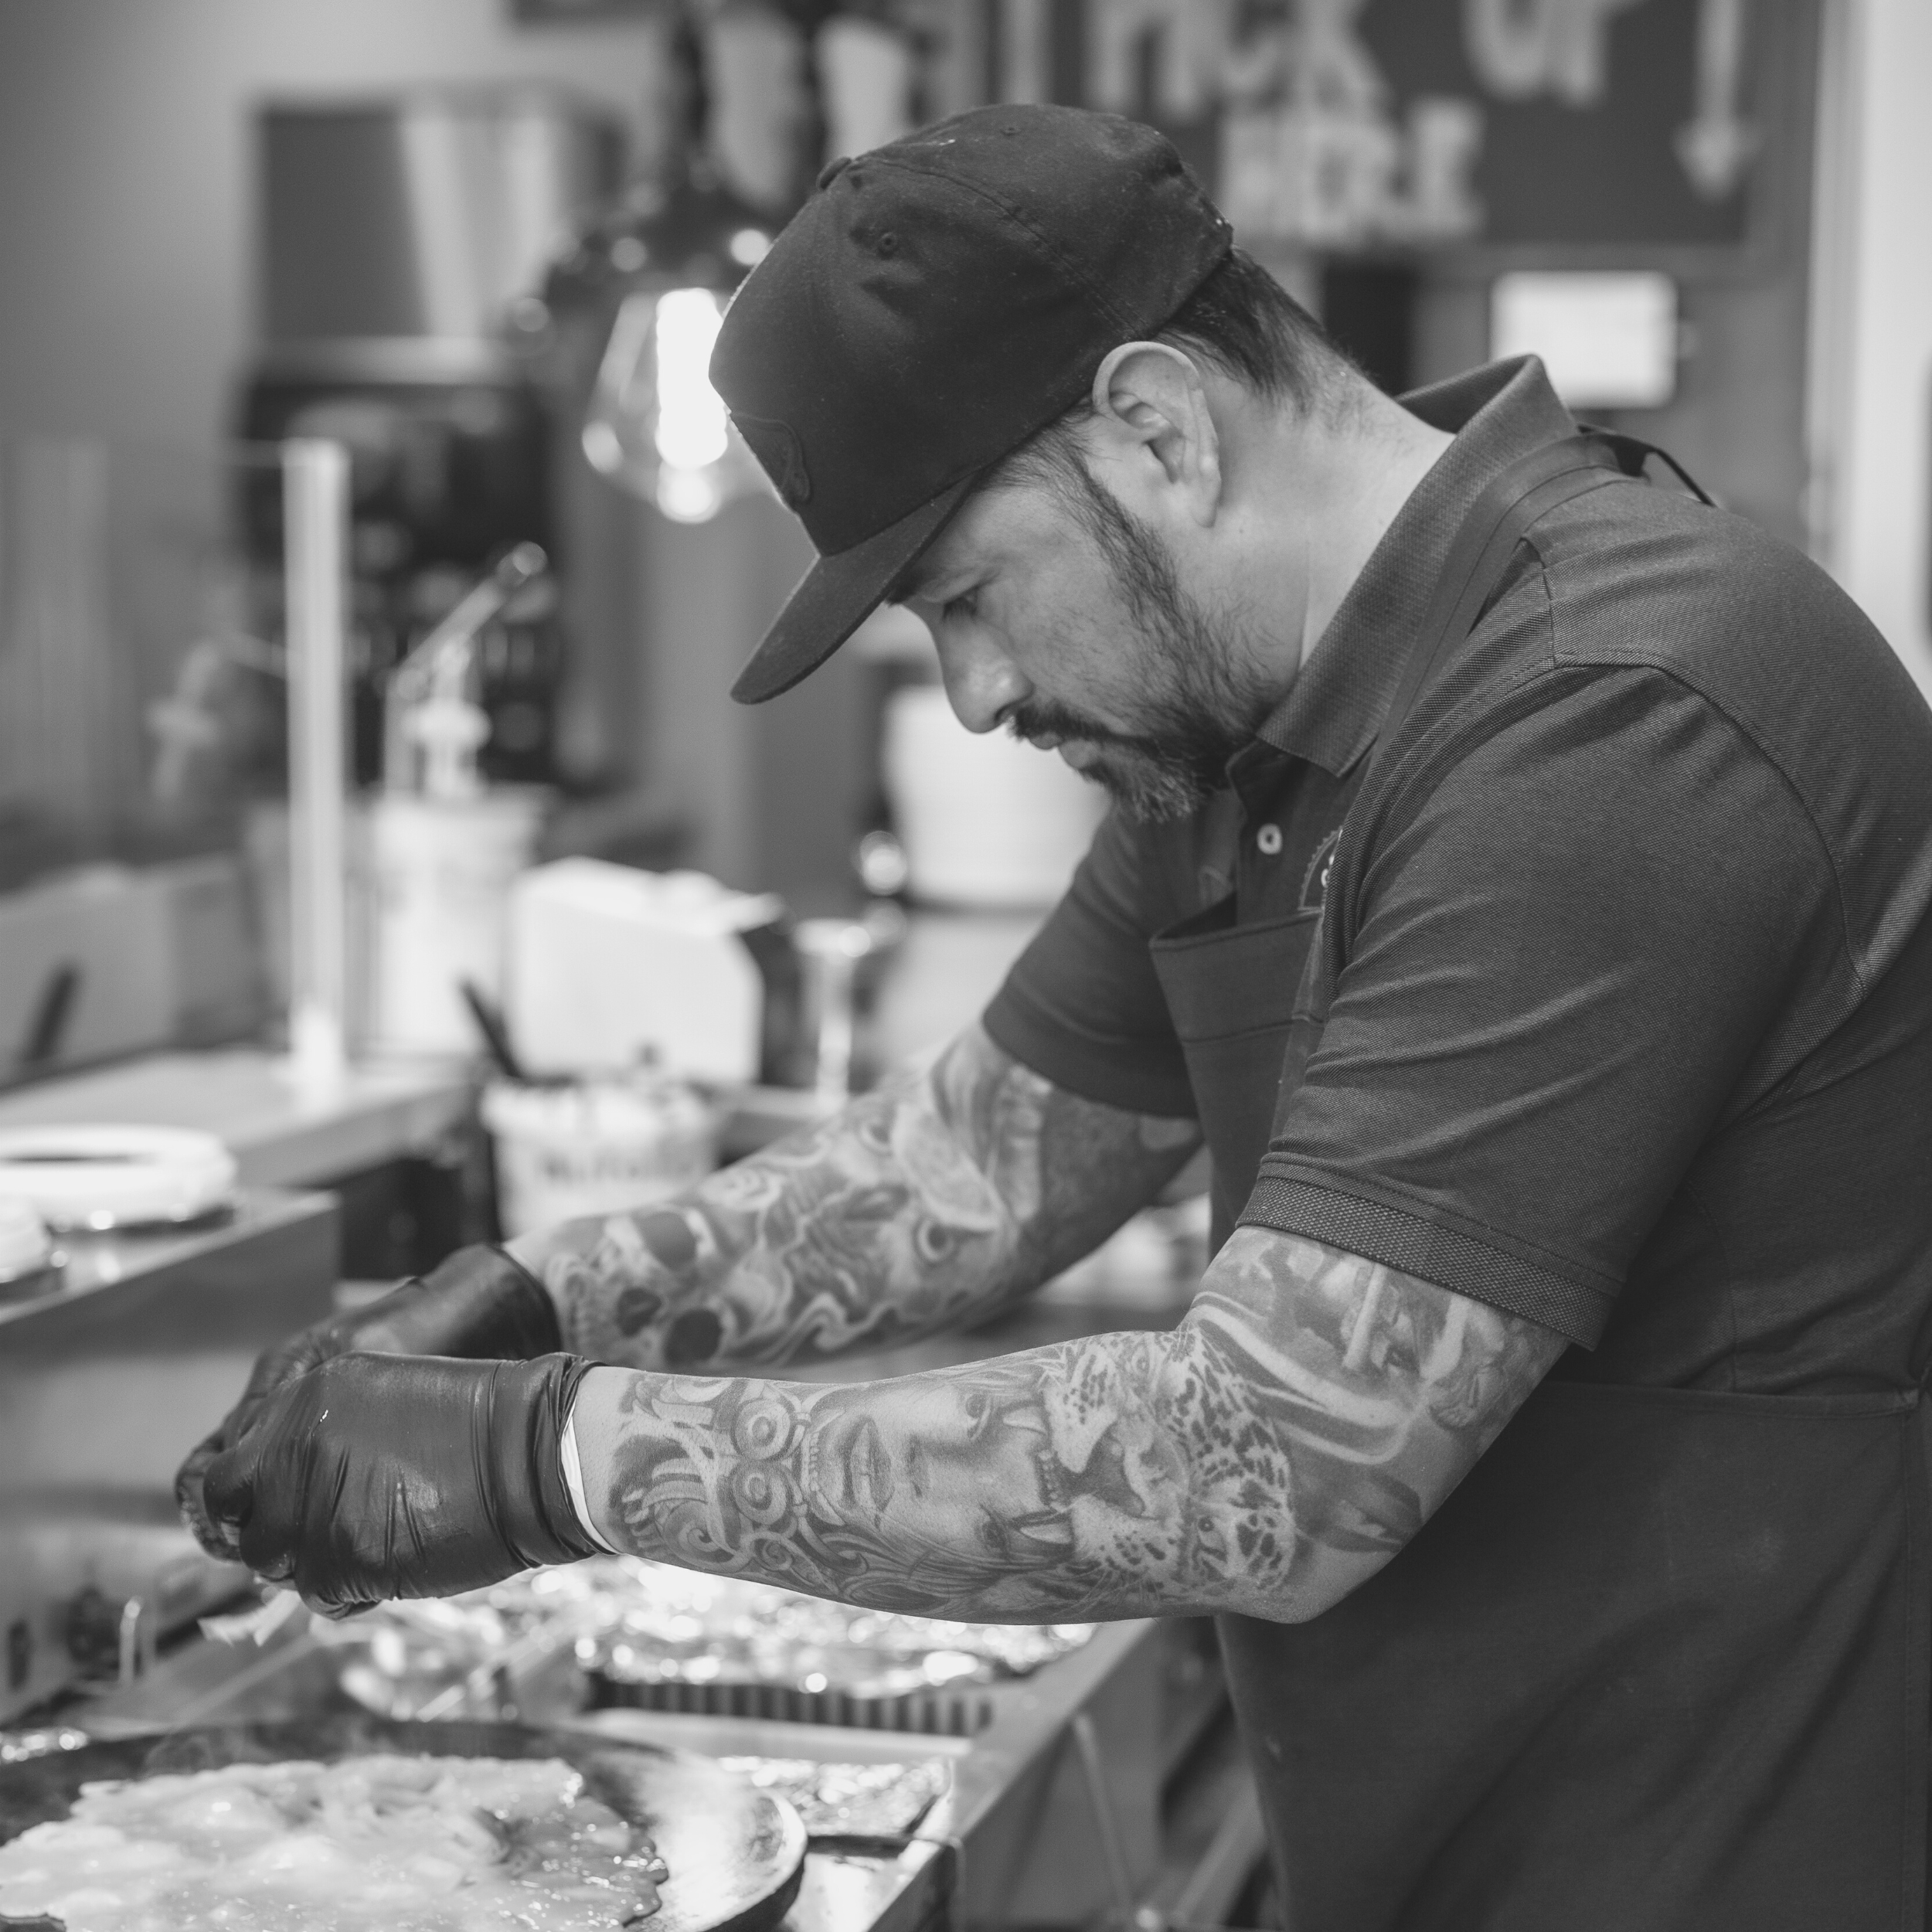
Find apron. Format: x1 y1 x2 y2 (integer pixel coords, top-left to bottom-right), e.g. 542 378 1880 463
1149 434 1932 1930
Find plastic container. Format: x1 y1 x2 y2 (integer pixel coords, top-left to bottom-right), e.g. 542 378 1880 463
481 1074 717 1239
882 684 1104 907
364 790 548 1057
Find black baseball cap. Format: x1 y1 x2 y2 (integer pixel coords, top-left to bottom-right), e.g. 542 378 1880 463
709 104 1233 705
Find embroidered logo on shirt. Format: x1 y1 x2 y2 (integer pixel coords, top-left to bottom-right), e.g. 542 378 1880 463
1300 828 1341 912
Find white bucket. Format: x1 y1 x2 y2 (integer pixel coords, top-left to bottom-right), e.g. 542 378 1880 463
364 790 548 1057
481 1076 717 1239
883 684 1104 907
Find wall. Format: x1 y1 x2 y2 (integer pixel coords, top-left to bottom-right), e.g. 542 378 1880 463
1413 263 1817 554
0 0 662 448
1407 2 1823 553
1808 0 1932 705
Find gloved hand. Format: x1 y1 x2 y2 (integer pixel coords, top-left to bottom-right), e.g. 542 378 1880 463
199 1352 600 1617
175 1244 560 1560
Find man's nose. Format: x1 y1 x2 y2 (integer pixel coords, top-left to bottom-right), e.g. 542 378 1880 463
934 628 1030 735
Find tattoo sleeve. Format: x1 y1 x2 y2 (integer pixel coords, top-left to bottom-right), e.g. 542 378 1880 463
509 1023 1202 1372
571 1228 1569 1624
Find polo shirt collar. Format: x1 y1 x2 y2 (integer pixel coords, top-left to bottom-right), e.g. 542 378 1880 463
1252 355 1577 778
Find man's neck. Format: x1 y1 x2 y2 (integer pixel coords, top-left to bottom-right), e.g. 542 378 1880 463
1219 383 1456 689
1294 390 1456 666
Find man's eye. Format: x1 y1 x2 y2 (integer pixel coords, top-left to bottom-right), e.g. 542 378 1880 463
943 589 978 621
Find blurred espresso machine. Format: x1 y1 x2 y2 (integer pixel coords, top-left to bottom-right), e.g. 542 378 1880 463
236 90 626 788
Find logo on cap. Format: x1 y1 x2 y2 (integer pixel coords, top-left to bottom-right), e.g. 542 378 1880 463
734 414 812 509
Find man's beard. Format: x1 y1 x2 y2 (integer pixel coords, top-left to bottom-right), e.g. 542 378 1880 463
1005 463 1274 822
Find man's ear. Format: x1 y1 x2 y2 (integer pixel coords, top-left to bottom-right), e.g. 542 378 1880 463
1087 342 1222 525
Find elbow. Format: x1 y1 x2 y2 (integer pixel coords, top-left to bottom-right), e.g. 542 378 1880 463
1212 1559 1389 1627
1213 1588 1327 1627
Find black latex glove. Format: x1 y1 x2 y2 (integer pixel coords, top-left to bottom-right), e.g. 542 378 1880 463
200 1351 600 1617
175 1244 560 1560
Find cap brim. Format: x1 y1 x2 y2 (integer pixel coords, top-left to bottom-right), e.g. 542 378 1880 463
730 472 977 705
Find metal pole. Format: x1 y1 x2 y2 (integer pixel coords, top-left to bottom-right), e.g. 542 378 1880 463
1070 1709 1145 1925
281 439 351 1091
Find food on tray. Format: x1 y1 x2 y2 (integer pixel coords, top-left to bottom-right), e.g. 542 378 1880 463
580 1562 1095 1696
330 1556 1097 1719
716 1756 949 1839
0 1753 668 1932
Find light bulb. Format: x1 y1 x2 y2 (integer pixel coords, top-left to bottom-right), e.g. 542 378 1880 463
652 288 730 470
657 465 725 523
581 286 760 522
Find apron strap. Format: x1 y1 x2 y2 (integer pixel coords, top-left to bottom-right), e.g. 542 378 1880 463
1574 423 1717 505
1366 434 1627 797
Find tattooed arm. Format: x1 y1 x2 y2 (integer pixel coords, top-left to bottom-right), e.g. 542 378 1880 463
569 1227 1569 1623
506 1022 1202 1372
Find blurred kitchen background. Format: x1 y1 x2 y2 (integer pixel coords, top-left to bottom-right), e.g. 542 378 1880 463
0 0 1923 1464
0 0 1925 1388
0 6 1927 1920
0 0 1925 1100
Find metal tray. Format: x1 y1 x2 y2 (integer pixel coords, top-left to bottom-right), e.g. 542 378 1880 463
0 1714 807 1932
590 1670 1001 1736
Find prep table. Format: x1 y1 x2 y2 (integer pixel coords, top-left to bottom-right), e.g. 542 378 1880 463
19 1545 1262 1932
2 1240 1263 1932
0 913 1265 1930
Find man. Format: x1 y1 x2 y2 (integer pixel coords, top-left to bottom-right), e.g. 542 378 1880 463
179 106 1932 1929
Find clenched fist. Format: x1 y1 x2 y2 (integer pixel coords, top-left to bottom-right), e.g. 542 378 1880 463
175 1245 560 1560
199 1352 599 1617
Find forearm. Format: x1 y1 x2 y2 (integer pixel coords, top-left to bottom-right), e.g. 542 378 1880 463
570 1330 1268 1622
509 1024 1199 1374
570 1229 1568 1624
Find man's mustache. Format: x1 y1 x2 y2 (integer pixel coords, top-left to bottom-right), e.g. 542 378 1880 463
1006 699 1152 755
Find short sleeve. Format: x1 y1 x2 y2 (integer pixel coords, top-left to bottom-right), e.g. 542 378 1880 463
1243 669 1847 1347
984 808 1198 1117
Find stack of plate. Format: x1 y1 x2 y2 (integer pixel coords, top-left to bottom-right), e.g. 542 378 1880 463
0 1124 237 1236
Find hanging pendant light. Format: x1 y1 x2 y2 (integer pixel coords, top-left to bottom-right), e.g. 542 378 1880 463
545 9 782 524
580 239 770 522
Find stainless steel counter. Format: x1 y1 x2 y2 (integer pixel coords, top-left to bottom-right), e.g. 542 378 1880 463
47 1219 1251 1932
0 1049 474 1191
59 1604 1257 1932
0 916 1264 1928
0 1189 341 1722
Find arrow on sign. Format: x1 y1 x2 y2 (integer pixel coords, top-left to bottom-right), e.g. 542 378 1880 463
1676 0 1759 199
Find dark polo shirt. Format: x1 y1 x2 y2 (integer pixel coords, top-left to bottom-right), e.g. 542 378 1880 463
985 359 1932 1393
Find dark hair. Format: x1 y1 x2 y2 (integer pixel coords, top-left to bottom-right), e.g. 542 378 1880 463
991 246 1352 499
1155 245 1346 411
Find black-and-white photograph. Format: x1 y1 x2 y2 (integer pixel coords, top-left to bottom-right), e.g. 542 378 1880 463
0 3 1927 1928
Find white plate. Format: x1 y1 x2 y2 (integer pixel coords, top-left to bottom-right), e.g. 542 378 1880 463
0 1124 237 1231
